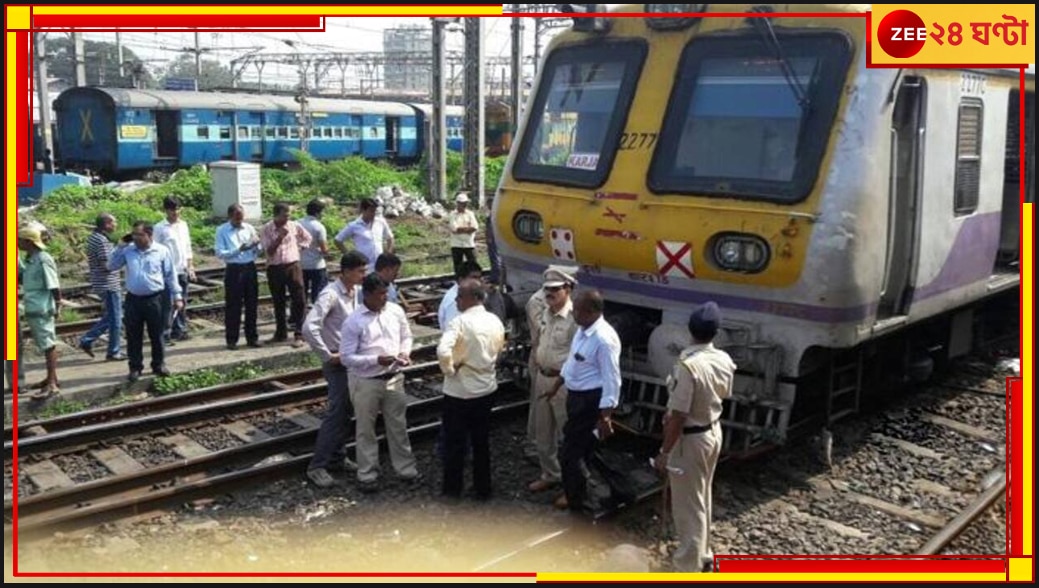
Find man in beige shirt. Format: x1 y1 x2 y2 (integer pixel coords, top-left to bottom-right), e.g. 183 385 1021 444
437 277 505 500
527 266 578 493
654 302 737 573
301 251 367 488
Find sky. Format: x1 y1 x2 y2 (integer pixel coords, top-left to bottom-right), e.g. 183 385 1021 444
75 16 574 92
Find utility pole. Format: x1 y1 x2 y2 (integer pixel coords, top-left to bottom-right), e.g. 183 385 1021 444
35 32 55 173
429 18 452 203
116 32 125 80
464 17 486 208
72 32 86 86
194 32 202 83
510 5 524 144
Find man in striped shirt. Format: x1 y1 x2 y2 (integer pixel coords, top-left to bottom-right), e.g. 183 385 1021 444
78 213 126 361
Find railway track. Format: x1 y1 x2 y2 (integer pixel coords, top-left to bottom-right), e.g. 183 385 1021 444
5 342 532 538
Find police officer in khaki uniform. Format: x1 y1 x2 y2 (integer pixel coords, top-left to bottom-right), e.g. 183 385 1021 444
522 284 549 463
527 266 578 493
654 301 736 573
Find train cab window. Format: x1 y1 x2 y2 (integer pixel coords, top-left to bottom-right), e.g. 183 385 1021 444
197 126 209 139
648 32 854 203
219 127 231 140
514 41 647 188
954 99 983 215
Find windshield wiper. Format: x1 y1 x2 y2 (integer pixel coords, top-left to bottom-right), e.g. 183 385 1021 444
748 6 811 111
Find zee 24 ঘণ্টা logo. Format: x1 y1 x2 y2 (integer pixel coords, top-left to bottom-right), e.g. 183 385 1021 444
877 8 1029 59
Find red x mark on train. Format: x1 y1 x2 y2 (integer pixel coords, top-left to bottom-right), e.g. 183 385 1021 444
657 241 695 279
602 207 626 224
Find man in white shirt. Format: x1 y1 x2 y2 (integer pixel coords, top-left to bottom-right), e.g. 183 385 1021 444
438 261 483 331
334 198 395 273
339 273 419 493
543 289 622 512
436 278 505 500
448 192 479 277
299 198 330 305
153 196 195 343
302 251 367 488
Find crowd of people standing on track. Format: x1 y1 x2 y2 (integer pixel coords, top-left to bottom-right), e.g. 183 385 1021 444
14 188 733 573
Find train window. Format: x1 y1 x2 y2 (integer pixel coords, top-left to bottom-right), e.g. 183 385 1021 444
290 128 300 139
278 127 288 139
265 127 275 138
334 128 343 138
251 127 261 138
324 128 333 138
954 99 983 215
648 32 854 203
238 126 249 139
219 127 231 140
197 126 209 139
513 41 648 188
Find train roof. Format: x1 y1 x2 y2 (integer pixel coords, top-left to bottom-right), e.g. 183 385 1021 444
407 103 466 116
53 87 416 116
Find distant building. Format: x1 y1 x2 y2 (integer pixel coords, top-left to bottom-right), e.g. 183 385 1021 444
383 25 432 93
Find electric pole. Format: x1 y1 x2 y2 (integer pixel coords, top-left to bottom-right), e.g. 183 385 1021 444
430 18 452 203
463 17 486 208
117 32 125 80
72 33 86 86
510 5 524 145
35 32 55 173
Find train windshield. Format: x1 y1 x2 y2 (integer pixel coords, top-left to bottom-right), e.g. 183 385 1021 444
648 32 853 203
513 41 647 188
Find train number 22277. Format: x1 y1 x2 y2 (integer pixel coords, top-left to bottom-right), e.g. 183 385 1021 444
618 132 658 150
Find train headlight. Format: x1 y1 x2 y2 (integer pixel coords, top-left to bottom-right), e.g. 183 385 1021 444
645 3 706 30
513 211 544 244
710 233 770 273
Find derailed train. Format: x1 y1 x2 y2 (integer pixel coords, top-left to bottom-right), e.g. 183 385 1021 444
492 4 1034 456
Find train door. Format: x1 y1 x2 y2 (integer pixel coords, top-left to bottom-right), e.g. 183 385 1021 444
245 111 265 161
876 75 926 326
154 110 179 159
385 117 399 156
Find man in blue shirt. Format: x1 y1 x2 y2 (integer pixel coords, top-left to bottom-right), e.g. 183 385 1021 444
108 221 183 382
542 289 622 513
215 204 263 350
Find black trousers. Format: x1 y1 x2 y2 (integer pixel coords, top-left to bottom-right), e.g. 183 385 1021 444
303 268 328 305
441 392 494 498
225 262 259 346
268 261 305 339
124 291 165 372
561 388 602 510
451 247 478 277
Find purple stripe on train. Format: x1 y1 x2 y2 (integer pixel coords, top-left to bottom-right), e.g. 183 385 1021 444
502 212 1010 323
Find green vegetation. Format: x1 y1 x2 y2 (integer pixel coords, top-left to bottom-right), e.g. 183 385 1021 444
151 363 265 396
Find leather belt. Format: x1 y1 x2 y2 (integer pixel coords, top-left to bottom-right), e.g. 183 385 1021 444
369 371 399 381
683 420 720 435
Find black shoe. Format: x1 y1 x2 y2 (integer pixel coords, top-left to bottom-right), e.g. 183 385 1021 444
79 342 95 358
247 340 262 348
128 370 142 382
358 479 379 494
153 366 171 377
227 343 239 350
